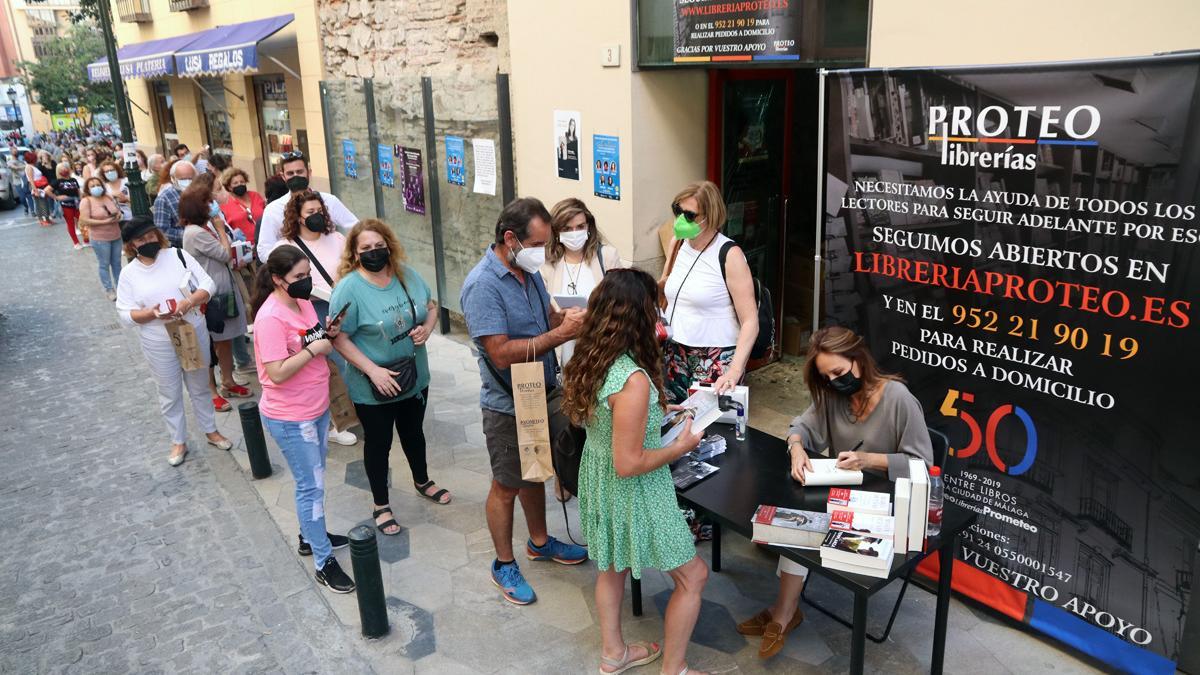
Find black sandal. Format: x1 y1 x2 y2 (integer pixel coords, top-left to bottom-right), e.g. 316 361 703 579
415 480 451 505
372 507 400 536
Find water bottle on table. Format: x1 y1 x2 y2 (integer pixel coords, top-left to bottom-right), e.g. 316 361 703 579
927 465 944 536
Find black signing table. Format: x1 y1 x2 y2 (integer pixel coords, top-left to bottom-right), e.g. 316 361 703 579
630 425 976 675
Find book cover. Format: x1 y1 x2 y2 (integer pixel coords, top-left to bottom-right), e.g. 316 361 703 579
670 460 718 491
907 459 929 552
660 390 722 446
803 458 864 487
830 509 895 538
752 506 832 549
894 477 911 552
820 529 894 570
826 488 891 516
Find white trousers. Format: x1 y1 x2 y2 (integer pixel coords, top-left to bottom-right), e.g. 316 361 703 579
142 333 216 444
778 555 810 579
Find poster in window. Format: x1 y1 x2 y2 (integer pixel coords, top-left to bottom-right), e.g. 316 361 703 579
377 144 395 188
399 146 425 215
342 139 357 179
445 136 466 186
673 0 802 63
592 134 620 201
554 110 581 180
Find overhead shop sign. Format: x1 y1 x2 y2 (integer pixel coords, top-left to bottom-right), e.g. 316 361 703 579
673 0 801 63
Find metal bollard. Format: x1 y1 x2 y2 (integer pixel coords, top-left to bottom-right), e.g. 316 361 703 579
237 402 273 479
349 525 390 639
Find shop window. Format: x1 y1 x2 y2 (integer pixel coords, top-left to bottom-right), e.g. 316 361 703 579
152 81 179 154
254 77 293 176
636 0 868 68
198 79 233 157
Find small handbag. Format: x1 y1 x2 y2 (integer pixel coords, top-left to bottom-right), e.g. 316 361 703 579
369 356 418 402
367 280 420 402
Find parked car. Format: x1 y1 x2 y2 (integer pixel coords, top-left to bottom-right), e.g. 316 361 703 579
0 146 30 210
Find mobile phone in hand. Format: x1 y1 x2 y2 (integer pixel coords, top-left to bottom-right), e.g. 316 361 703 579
328 301 351 330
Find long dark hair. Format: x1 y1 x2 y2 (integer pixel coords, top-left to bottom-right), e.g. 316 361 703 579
562 268 666 426
252 246 308 317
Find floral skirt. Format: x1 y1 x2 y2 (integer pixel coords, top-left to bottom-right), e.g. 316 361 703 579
663 341 736 404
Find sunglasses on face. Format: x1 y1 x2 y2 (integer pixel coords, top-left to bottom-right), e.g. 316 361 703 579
671 202 699 223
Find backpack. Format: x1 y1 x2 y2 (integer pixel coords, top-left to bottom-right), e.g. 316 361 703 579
718 240 775 360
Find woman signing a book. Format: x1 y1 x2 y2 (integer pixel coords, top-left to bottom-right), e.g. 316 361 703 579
737 326 933 659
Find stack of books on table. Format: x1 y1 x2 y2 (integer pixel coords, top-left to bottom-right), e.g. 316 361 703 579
894 459 931 553
750 506 831 549
820 488 895 577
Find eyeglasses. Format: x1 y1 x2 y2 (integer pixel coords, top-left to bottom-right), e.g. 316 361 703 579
671 202 699 223
280 151 306 162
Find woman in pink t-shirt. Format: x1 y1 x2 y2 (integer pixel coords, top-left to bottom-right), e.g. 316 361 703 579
250 246 355 594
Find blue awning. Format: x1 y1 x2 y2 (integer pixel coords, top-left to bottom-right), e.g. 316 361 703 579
174 14 294 78
86 32 200 83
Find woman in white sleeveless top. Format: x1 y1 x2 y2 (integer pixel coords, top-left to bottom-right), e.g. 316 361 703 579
659 181 759 403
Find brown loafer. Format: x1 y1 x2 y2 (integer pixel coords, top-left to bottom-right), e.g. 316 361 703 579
759 608 805 659
736 609 774 636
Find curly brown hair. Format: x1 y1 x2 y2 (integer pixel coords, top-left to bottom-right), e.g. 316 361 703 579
562 268 666 427
281 190 333 241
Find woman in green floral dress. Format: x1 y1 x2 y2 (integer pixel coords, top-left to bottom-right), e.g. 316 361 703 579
562 268 709 675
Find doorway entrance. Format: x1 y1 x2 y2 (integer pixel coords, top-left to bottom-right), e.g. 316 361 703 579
708 68 821 363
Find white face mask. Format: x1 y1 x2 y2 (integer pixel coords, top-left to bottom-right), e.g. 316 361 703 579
512 241 546 274
560 230 589 252
175 178 192 190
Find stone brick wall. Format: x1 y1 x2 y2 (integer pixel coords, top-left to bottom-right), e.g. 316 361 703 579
317 0 513 314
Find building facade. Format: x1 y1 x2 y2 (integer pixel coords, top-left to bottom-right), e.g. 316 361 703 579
5 0 79 133
100 0 330 189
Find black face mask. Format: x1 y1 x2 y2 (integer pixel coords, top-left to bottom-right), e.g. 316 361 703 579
830 370 863 396
285 175 309 193
136 241 162 259
285 276 313 300
303 213 326 233
359 248 389 273
230 184 248 197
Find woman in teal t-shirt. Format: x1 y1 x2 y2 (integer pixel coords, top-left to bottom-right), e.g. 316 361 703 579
330 219 452 536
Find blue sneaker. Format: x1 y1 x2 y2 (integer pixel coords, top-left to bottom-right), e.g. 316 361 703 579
491 560 537 605
526 536 588 565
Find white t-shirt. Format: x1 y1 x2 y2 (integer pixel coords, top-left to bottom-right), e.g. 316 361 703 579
662 233 739 348
272 231 347 298
256 190 358 261
558 261 596 365
116 248 216 346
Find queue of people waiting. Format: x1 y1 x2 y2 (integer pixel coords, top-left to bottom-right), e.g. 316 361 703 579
112 165 934 673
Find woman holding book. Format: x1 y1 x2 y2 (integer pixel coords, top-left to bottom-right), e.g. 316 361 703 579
562 268 710 675
736 325 933 659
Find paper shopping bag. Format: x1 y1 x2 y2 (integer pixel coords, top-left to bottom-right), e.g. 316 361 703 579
164 319 204 371
511 360 555 483
327 367 359 431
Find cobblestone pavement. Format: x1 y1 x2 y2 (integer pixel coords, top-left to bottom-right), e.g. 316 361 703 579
0 215 376 674
0 212 1107 674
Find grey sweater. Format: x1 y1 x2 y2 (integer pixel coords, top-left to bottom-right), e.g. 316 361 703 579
789 380 933 480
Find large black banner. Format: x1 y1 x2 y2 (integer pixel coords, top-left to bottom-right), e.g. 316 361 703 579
822 55 1200 673
673 0 802 63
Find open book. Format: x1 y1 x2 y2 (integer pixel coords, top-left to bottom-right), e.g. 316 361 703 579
660 390 723 446
802 458 864 486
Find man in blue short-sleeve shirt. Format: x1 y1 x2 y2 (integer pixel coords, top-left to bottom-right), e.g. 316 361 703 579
460 197 588 606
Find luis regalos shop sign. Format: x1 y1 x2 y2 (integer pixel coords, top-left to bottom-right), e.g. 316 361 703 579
819 54 1200 674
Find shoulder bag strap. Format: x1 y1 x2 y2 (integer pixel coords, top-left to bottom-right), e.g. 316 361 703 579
667 235 718 325
291 237 335 287
717 239 739 305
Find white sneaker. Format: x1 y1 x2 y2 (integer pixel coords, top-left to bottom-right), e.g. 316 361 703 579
232 370 252 386
329 428 358 446
73 243 82 250
105 289 117 301
82 241 92 247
